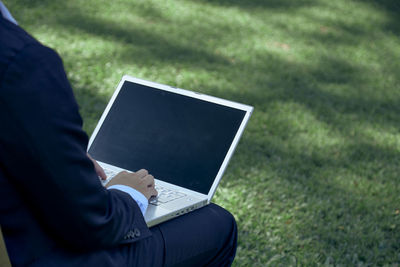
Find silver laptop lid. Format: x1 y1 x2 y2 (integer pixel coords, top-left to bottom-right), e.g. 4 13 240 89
88 76 253 201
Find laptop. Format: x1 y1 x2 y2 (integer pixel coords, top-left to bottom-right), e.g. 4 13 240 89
87 75 253 227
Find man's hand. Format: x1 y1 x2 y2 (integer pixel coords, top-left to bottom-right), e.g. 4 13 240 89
106 169 158 200
87 153 107 180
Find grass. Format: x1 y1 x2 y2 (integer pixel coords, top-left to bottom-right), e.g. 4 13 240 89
6 0 400 265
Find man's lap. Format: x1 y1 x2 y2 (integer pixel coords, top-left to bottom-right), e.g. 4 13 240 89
157 203 237 266
30 203 237 267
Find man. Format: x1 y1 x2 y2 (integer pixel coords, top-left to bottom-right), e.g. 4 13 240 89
0 2 237 266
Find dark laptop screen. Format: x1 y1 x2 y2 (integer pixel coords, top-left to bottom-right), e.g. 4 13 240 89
88 81 246 194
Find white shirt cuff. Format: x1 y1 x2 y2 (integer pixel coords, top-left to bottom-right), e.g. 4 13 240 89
0 1 18 25
108 185 148 215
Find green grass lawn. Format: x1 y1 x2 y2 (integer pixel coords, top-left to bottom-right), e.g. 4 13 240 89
6 0 400 265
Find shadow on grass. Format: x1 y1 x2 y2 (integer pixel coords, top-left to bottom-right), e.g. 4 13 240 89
357 0 400 34
205 52 400 133
7 0 56 7
54 7 232 69
50 2 399 135
195 0 316 10
229 130 400 263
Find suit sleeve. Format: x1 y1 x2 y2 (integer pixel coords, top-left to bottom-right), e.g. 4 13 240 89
0 43 151 250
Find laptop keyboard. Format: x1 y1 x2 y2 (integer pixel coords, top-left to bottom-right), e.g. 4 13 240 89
101 168 186 205
150 185 186 205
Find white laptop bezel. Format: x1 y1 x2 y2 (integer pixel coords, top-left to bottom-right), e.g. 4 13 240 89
88 75 253 203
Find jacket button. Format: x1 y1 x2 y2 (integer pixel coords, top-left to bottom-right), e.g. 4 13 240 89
124 230 135 239
134 228 141 237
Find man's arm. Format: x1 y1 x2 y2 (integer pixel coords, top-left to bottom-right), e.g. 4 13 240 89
0 43 151 250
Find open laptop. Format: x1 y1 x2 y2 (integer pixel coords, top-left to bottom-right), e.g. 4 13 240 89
87 75 253 227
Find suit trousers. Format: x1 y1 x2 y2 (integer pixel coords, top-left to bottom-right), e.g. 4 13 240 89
30 203 238 267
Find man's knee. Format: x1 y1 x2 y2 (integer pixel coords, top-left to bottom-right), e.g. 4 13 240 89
158 203 238 266
210 203 236 227
205 204 238 266
208 204 237 247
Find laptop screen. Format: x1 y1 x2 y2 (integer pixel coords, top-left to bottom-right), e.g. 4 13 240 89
88 81 246 195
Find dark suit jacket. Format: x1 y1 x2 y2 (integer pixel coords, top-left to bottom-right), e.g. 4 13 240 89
0 16 151 266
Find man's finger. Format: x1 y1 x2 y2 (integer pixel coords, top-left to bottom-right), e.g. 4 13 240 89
142 175 155 187
87 153 107 180
135 169 148 178
94 163 107 180
151 188 158 198
146 188 158 200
